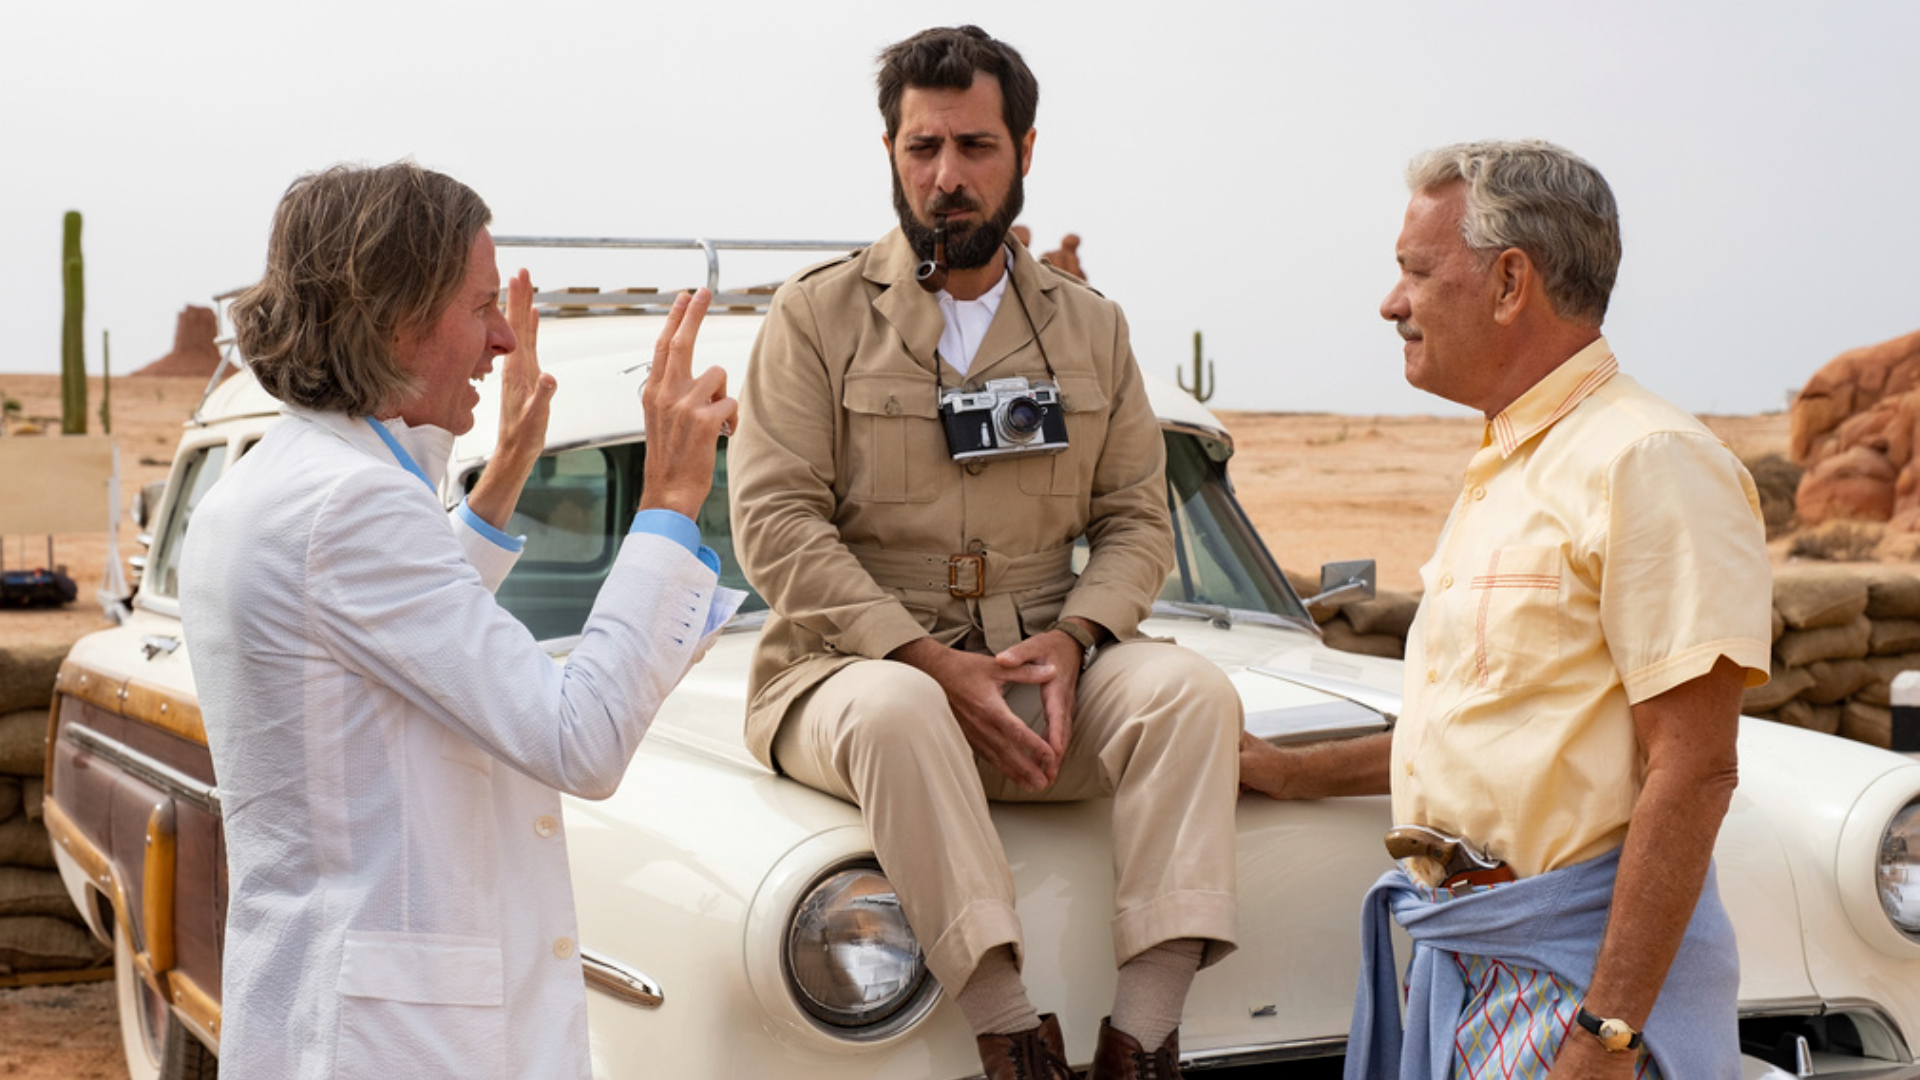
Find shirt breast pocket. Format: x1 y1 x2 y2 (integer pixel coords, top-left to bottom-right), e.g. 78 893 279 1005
1017 372 1108 497
1468 545 1564 691
843 373 942 504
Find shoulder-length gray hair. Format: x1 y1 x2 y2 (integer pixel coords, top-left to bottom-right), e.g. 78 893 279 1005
1408 140 1619 326
230 162 491 415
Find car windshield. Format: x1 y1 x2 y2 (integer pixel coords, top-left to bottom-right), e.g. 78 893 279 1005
473 430 1309 643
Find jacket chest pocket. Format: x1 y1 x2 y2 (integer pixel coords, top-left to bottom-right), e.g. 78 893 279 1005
1017 372 1108 497
1467 545 1564 691
844 374 944 504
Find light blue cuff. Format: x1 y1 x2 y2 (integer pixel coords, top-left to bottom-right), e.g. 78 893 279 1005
630 508 721 574
456 499 526 554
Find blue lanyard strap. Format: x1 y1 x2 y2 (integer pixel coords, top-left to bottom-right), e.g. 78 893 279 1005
363 417 436 495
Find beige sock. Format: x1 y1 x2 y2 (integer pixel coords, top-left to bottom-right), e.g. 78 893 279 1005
1110 938 1205 1048
953 945 1042 1036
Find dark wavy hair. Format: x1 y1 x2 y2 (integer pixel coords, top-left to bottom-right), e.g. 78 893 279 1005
877 25 1039 144
230 162 491 414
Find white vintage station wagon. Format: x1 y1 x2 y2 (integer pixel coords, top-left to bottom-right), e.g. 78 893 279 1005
40 239 1920 1079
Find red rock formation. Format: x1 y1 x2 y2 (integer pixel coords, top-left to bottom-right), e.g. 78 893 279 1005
1792 329 1920 529
1041 234 1085 281
1798 445 1898 526
1791 328 1920 465
134 305 221 378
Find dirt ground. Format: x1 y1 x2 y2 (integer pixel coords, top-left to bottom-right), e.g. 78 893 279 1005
0 371 1791 1075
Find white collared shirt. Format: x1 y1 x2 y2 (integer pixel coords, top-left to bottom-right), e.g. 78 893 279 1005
936 248 1012 375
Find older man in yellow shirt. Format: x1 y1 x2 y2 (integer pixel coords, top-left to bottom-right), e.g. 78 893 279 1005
1242 140 1771 1079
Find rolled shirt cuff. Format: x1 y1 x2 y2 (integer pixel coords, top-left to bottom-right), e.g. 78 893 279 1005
455 498 525 554
630 508 721 575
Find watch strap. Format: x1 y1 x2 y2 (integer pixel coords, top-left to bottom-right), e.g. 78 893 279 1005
1048 619 1098 669
1574 1006 1643 1053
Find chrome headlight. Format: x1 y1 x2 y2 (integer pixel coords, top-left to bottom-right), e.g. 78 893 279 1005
1879 800 1920 936
785 866 935 1035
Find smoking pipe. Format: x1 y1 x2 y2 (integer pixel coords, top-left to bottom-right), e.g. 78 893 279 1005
915 219 949 293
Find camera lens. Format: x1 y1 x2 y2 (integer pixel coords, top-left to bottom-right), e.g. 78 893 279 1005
1002 397 1043 440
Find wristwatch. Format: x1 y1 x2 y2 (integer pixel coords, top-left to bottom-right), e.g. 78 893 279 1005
1049 619 1099 670
1574 1006 1643 1053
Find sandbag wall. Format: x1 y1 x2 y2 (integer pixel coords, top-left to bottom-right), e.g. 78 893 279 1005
1739 564 1920 748
1297 565 1920 752
0 643 110 986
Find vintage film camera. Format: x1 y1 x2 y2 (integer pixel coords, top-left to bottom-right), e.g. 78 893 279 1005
938 376 1070 461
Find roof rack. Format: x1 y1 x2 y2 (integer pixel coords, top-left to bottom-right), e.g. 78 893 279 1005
491 236 866 314
193 237 868 421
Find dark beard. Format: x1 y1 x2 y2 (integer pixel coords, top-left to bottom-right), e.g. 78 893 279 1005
891 160 1025 273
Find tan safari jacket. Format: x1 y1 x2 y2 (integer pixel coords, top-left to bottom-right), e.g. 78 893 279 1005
729 229 1174 771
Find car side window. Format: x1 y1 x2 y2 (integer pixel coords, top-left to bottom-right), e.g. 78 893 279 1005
147 442 229 600
475 441 766 643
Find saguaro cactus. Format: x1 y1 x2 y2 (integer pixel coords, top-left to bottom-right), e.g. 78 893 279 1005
61 211 87 435
1177 329 1215 403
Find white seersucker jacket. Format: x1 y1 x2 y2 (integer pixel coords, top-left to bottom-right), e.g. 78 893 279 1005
179 405 737 1080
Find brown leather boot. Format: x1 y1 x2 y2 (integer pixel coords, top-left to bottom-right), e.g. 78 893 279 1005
975 1013 1073 1080
1088 1016 1181 1080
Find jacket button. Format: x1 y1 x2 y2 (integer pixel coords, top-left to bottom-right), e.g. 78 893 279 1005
885 396 900 417
534 815 558 838
965 460 986 475
966 540 985 554
1440 573 1454 590
553 936 575 959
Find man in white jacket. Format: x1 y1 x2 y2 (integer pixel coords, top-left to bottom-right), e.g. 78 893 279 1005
180 162 741 1079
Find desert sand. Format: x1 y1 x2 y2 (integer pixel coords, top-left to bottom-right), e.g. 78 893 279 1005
0 372 1790 1075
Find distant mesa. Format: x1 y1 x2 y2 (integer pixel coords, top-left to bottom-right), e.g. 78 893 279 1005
134 304 223 378
1790 328 1920 540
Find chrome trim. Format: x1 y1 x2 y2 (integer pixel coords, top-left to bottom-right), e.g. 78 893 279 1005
1180 1036 1347 1071
1738 996 1829 1019
61 724 221 816
581 947 663 1008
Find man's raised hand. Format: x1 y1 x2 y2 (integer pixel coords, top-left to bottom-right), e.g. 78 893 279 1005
640 289 738 518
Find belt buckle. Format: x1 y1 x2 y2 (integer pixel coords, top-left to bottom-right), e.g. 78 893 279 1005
947 553 987 598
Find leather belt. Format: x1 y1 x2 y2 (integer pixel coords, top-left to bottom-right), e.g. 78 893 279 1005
1383 824 1516 892
846 543 1075 653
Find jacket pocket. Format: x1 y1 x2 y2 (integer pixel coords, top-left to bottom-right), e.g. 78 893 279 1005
1468 546 1563 691
1018 371 1110 497
844 373 942 504
334 931 506 1078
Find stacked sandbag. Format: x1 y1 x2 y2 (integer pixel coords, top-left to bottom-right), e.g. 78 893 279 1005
1287 559 1919 754
0 643 109 984
1282 567 1417 661
1742 564 1920 749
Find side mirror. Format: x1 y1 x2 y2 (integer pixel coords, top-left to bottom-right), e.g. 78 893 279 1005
131 480 168 531
1303 559 1377 610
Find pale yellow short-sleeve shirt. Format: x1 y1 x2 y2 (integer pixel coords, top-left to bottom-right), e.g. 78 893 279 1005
1391 339 1772 878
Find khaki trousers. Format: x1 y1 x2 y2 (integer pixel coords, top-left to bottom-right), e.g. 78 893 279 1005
771 639 1241 992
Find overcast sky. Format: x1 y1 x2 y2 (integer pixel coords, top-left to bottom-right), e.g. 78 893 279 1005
5 0 1917 417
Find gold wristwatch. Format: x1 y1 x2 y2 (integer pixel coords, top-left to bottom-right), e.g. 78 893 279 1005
1575 1006 1642 1053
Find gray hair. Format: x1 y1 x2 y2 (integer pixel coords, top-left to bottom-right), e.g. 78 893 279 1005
231 162 491 415
1406 139 1619 325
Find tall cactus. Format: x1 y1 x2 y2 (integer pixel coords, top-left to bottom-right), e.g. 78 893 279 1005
1177 329 1215 403
61 211 87 435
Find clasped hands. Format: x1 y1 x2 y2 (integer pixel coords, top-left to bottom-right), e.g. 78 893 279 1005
894 622 1095 790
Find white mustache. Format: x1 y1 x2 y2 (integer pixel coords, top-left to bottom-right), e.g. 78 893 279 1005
1395 321 1421 342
